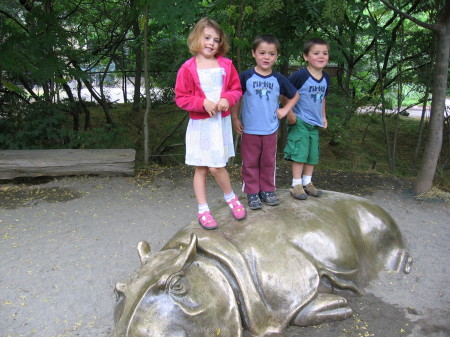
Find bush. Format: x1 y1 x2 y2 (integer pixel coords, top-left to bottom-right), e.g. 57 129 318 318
0 100 70 149
64 124 134 149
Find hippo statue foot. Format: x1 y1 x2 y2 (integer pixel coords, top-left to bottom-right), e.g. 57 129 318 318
292 293 353 327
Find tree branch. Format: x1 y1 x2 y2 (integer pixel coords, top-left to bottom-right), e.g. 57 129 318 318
379 0 437 32
0 9 28 32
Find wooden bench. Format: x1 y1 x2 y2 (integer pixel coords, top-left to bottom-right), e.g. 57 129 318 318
0 149 136 180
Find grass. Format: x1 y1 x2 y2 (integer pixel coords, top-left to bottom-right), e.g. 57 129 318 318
87 102 450 192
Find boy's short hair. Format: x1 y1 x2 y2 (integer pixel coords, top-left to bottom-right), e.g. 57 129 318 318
303 38 330 55
252 34 280 53
187 17 229 56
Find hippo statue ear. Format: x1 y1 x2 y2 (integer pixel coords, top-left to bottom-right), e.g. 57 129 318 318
174 233 198 269
137 241 151 265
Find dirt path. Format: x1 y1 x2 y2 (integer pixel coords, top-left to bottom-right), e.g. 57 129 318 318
1 168 449 337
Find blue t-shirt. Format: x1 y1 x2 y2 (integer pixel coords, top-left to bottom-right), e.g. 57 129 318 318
240 68 297 135
289 67 330 127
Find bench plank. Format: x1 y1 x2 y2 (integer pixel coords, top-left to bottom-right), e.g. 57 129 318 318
0 149 136 179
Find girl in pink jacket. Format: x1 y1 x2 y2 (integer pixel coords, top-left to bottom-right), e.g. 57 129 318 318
175 18 246 229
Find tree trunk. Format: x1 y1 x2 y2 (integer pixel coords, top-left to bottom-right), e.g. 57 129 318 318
82 77 114 125
414 20 449 194
143 5 151 164
132 19 143 113
414 85 431 168
61 82 80 131
77 79 91 130
375 39 394 172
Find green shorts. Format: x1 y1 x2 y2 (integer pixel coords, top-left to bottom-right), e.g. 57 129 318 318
284 118 320 164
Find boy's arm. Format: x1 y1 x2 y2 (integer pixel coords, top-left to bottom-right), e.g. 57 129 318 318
280 95 297 125
322 98 328 129
277 92 299 119
231 98 244 135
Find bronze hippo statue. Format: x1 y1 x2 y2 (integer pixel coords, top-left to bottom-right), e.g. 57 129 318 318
109 190 411 337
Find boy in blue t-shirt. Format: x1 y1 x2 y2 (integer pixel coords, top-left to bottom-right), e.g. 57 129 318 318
231 35 299 210
284 38 330 200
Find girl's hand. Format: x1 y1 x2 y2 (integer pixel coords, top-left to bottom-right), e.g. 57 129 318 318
217 98 230 112
203 99 218 117
322 117 328 129
287 111 297 125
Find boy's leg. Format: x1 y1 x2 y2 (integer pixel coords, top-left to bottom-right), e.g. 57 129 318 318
259 131 278 192
290 161 308 200
241 133 263 209
292 161 305 180
241 133 262 194
303 128 322 197
302 164 314 185
259 132 279 205
284 119 310 200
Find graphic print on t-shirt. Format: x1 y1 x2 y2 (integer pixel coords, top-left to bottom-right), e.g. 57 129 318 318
254 80 273 101
309 84 326 104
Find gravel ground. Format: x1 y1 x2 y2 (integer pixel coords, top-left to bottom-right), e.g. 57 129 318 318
1 167 449 337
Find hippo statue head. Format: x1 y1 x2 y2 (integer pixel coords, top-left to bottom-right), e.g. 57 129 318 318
111 234 242 337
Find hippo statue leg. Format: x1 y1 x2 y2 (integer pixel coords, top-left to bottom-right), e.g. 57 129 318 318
292 293 353 326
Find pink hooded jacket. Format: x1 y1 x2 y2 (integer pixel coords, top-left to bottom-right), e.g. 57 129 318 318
174 56 242 119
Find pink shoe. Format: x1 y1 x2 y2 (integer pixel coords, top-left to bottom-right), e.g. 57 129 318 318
197 211 218 230
227 196 247 220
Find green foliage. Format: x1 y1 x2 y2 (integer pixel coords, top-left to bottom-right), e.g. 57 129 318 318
320 112 416 177
147 34 190 104
64 125 134 149
323 0 346 23
254 0 283 18
146 0 200 31
0 99 135 150
0 101 70 149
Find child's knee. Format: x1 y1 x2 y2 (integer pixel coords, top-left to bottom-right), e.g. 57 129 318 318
208 167 225 177
195 166 209 177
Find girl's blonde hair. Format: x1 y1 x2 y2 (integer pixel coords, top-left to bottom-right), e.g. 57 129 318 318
187 18 229 56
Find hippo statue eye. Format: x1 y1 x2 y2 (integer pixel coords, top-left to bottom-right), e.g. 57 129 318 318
167 273 188 296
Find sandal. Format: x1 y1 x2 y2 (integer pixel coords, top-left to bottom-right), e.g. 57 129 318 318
227 196 247 220
197 211 218 230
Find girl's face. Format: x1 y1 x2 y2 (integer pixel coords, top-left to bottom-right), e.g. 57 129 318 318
304 44 329 71
198 26 220 59
252 42 278 75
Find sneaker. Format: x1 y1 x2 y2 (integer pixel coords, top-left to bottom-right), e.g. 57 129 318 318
227 196 247 220
247 193 262 210
290 184 308 200
304 182 322 197
197 211 218 230
259 191 280 206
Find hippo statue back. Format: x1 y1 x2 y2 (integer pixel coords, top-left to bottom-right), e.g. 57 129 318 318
109 190 411 337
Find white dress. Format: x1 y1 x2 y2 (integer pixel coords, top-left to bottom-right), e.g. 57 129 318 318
185 67 235 167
